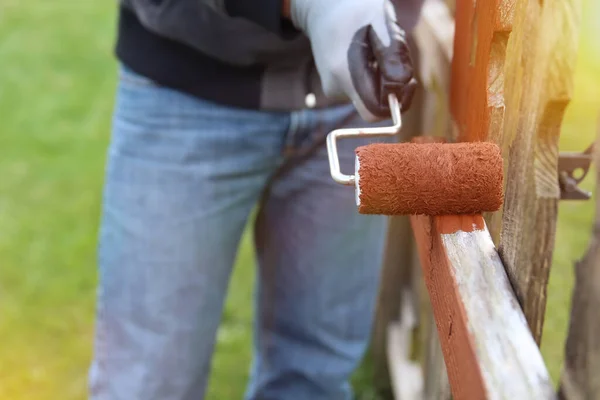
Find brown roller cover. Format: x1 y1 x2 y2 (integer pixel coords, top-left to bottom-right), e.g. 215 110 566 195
356 142 504 215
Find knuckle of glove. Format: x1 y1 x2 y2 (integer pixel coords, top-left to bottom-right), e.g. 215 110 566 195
322 58 351 100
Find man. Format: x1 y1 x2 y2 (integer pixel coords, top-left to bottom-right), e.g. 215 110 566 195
89 0 423 399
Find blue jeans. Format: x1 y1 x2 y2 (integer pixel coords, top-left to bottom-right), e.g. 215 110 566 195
89 66 391 400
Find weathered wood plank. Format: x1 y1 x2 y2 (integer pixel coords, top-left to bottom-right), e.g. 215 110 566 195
372 215 417 395
498 0 582 343
414 0 454 89
559 123 600 400
449 0 582 343
413 0 454 140
410 213 555 400
422 309 451 400
387 288 422 400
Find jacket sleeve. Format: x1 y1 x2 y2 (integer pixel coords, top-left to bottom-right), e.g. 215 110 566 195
224 0 291 35
123 0 294 43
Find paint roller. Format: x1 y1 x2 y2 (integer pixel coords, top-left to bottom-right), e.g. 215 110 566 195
326 94 504 215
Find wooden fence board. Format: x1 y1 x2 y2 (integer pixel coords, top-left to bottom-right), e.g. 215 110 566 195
498 0 581 343
410 214 555 399
413 0 455 140
422 311 451 400
387 288 423 400
378 0 584 396
450 0 515 143
449 0 582 342
373 215 417 395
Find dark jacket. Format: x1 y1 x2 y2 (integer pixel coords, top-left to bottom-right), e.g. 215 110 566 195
116 0 423 111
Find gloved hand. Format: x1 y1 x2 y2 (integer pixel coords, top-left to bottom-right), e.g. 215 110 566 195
289 0 417 121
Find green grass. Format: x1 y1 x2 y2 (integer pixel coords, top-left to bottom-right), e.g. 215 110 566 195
1 1 599 399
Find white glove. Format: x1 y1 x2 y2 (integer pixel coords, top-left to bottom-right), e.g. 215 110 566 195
290 0 418 121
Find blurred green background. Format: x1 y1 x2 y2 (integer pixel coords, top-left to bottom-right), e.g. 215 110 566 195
1 1 599 399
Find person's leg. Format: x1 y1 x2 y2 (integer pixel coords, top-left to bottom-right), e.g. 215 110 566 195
246 104 394 399
89 66 289 400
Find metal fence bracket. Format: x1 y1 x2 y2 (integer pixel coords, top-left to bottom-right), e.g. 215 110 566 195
558 144 594 200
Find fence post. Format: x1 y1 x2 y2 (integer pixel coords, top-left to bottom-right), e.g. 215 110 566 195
559 119 600 399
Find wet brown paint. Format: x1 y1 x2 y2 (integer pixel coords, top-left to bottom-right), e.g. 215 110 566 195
410 214 488 400
436 214 485 234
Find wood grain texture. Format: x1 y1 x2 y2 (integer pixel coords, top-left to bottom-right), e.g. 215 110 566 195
498 0 582 342
450 0 582 342
410 214 555 399
414 0 455 139
559 125 600 400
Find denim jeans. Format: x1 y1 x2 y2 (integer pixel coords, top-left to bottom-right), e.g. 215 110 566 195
89 66 393 400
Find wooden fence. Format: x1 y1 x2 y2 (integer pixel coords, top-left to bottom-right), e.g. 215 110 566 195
372 0 600 398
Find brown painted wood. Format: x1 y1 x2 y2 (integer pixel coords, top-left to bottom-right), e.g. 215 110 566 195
445 0 514 235
410 214 555 399
410 215 486 400
449 0 582 343
559 123 600 400
410 194 452 400
450 0 515 143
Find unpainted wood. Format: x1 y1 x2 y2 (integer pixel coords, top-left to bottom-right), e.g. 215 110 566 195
422 310 451 400
449 0 582 343
498 0 582 342
414 0 454 89
444 0 456 16
559 122 600 400
410 214 555 400
387 288 423 400
372 215 417 394
413 0 454 139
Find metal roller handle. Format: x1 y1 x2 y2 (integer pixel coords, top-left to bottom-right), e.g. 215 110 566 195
326 93 402 185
